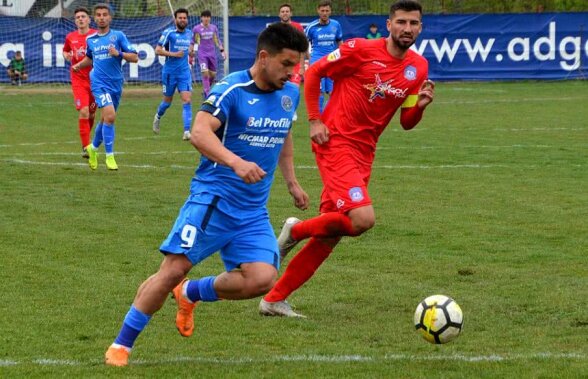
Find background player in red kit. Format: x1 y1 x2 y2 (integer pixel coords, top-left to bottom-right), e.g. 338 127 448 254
63 6 97 158
278 3 306 121
260 0 436 317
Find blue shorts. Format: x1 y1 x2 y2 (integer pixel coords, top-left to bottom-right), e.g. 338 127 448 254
159 193 280 271
92 86 122 110
162 72 192 97
321 77 334 94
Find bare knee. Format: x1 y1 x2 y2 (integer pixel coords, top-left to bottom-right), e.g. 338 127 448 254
79 106 90 119
241 264 277 298
349 212 376 235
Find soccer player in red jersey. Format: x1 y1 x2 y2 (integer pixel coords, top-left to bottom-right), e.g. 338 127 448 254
63 6 97 159
260 0 435 318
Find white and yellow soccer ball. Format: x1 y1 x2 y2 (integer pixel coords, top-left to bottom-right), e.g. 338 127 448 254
414 295 463 344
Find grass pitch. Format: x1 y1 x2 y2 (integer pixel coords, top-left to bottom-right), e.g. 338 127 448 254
0 81 587 377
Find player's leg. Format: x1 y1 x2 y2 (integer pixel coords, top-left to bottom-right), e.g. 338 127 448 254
73 83 93 157
8 69 16 85
199 57 211 98
207 57 218 90
105 253 193 366
178 74 193 140
97 91 121 170
153 73 174 134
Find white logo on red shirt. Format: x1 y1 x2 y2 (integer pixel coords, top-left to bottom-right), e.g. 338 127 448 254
363 74 408 102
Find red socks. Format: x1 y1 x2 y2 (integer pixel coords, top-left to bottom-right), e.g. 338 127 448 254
291 212 358 241
264 238 333 302
79 118 91 147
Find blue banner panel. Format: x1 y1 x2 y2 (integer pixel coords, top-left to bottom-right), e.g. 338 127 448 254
231 13 588 81
1 13 586 83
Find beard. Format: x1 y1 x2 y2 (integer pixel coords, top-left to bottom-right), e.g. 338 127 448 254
392 34 415 50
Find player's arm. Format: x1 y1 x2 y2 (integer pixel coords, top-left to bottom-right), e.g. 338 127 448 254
278 131 309 210
112 33 138 63
399 79 435 130
72 56 92 72
191 111 266 184
213 32 226 60
62 38 73 62
155 44 183 58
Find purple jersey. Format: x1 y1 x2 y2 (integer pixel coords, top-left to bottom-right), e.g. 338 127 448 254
192 23 221 57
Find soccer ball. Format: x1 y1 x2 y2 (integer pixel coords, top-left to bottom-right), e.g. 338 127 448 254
414 295 463 344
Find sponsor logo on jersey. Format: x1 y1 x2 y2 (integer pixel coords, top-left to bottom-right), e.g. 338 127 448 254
327 49 341 61
363 73 408 102
349 187 364 202
404 65 417 81
247 117 291 130
281 95 293 111
371 60 387 68
204 95 217 106
248 98 260 105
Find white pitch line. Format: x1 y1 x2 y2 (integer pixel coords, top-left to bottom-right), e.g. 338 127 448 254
1 352 585 367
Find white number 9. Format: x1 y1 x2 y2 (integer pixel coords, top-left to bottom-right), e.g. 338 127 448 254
180 224 197 248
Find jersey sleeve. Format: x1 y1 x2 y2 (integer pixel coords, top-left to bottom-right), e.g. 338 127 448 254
63 34 72 53
118 31 137 54
157 29 169 47
85 40 93 59
400 56 429 130
336 22 343 42
320 38 365 80
199 81 235 125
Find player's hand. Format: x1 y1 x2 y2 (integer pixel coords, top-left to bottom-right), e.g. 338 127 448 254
65 52 73 62
417 80 435 109
72 64 80 72
108 46 120 57
233 159 267 184
221 51 227 60
309 119 330 145
289 183 310 210
175 50 185 58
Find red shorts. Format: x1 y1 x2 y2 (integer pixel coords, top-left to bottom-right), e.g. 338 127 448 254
71 80 96 112
289 63 302 86
315 144 373 214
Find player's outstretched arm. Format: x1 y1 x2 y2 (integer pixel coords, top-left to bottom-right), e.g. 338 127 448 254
278 132 309 210
191 111 266 184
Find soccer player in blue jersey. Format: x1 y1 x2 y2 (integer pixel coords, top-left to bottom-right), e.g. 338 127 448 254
305 0 343 113
72 3 138 171
152 8 194 141
104 22 310 366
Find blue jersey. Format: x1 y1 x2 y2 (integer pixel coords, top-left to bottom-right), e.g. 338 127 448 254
157 27 193 75
193 70 300 209
86 29 136 91
305 19 343 64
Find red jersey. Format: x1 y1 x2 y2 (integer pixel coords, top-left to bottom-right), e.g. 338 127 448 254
290 21 304 32
305 38 429 155
63 29 96 83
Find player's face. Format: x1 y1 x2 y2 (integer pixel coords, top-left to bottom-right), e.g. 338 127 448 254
93 8 111 29
317 6 331 23
260 48 300 90
279 7 292 23
175 12 188 31
387 10 422 50
74 11 90 30
201 15 211 26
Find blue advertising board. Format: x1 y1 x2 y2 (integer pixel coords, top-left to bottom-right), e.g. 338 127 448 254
0 13 586 83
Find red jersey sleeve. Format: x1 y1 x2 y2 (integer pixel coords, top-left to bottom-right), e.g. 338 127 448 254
304 38 366 120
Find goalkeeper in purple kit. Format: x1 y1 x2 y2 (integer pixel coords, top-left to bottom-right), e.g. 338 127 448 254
191 10 226 98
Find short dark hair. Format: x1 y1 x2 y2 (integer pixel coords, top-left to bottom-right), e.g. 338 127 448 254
317 0 332 8
74 6 90 16
257 22 308 56
174 8 189 18
390 0 422 16
369 23 377 28
15 50 22 55
279 3 292 11
93 3 111 15
201 10 211 17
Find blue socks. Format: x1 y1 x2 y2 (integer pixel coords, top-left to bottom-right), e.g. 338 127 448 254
157 101 172 118
114 305 152 349
102 123 115 154
182 102 192 132
185 276 219 302
91 122 104 148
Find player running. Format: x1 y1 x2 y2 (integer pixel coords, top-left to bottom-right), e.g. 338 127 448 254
305 0 343 113
62 6 97 159
72 3 138 171
191 10 226 99
152 8 194 141
260 0 435 318
104 23 309 366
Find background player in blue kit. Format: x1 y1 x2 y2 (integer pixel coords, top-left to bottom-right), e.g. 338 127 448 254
72 3 138 171
152 8 194 141
305 0 343 113
104 22 309 367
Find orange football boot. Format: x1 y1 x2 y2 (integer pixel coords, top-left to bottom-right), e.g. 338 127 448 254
104 344 130 367
172 278 198 337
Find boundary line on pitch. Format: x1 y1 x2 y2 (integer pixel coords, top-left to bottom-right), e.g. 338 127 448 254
0 352 585 367
4 159 555 170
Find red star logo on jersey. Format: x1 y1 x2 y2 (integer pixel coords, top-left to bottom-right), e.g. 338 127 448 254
363 74 393 103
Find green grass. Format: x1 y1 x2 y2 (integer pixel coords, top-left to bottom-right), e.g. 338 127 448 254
0 80 587 377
